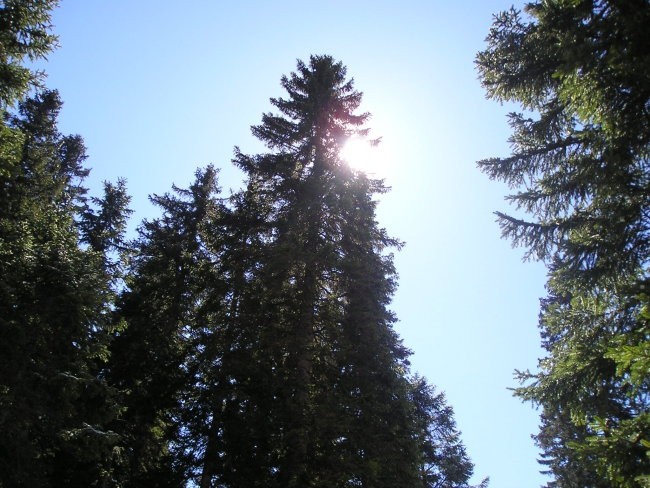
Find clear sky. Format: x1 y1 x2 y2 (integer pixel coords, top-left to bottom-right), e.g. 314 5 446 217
43 2 549 486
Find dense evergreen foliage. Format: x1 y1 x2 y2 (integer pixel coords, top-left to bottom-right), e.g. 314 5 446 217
107 169 222 486
0 4 130 485
477 1 649 486
0 3 480 487
0 0 58 107
0 88 131 486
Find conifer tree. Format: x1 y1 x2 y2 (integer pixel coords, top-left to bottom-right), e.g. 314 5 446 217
190 55 479 488
0 90 130 487
108 166 223 487
222 55 418 487
477 1 650 486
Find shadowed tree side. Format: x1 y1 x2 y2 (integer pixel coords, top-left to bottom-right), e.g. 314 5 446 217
0 89 131 487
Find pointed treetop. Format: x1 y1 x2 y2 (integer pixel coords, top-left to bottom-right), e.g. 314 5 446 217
252 55 370 157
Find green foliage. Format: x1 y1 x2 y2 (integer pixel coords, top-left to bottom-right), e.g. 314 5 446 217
0 90 130 487
477 1 650 486
410 376 483 488
0 0 58 108
108 166 223 487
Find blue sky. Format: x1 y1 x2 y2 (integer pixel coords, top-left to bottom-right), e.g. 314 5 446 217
43 2 548 486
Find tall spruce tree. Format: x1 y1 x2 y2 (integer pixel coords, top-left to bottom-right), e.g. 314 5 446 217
0 89 130 487
187 54 479 488
477 1 650 486
108 166 224 487
227 55 419 487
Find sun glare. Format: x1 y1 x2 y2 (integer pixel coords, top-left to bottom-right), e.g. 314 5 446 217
341 136 386 175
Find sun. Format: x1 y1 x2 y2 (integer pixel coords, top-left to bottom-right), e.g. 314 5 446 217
340 136 386 175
